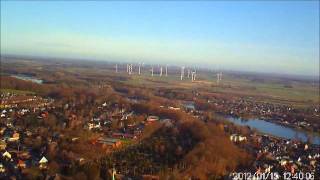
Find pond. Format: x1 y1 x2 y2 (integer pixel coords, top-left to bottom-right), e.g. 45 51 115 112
11 75 43 84
226 116 320 145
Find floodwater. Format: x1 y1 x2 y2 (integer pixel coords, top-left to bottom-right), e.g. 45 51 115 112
226 116 320 145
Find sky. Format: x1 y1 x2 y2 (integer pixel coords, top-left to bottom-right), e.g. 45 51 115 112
1 1 319 76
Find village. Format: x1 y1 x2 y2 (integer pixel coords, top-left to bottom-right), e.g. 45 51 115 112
0 90 178 178
196 96 320 132
0 89 319 179
184 99 320 179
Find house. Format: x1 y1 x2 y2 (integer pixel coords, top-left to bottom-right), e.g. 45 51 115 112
87 122 101 130
40 111 48 118
147 116 159 123
71 137 80 142
280 159 288 166
0 163 5 173
6 122 13 128
97 137 122 148
310 160 316 167
17 160 26 169
112 132 135 139
88 122 94 130
39 156 48 169
161 119 173 127
0 141 6 150
168 106 180 111
8 132 20 142
0 127 6 135
77 157 85 165
26 130 32 137
3 151 11 160
121 111 134 121
230 134 247 142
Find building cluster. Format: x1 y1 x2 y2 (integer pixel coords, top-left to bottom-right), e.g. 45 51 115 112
206 97 320 131
178 99 319 177
1 92 53 109
230 134 320 177
1 89 318 178
230 134 247 142
0 92 54 178
83 100 175 152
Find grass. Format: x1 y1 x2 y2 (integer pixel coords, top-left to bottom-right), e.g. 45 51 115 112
120 72 319 107
120 138 134 148
199 73 319 106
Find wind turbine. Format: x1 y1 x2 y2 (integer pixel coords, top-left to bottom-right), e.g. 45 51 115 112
165 65 168 76
191 69 196 82
180 66 185 80
138 63 141 75
151 66 154 77
129 64 133 75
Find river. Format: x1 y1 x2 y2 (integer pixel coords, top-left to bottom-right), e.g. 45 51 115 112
226 116 320 145
11 75 43 84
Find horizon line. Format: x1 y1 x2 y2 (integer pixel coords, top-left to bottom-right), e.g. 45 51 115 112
1 53 319 80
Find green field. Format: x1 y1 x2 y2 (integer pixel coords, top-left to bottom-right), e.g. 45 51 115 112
117 71 319 107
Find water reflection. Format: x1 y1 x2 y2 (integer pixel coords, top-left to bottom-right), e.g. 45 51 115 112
227 116 320 145
11 75 43 84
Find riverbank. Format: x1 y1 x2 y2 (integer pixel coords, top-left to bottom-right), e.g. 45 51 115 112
224 115 320 145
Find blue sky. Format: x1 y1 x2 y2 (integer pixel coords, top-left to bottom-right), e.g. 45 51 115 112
1 1 319 76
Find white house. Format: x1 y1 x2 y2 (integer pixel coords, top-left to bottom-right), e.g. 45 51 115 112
230 134 247 142
39 156 48 169
3 151 11 160
0 163 5 173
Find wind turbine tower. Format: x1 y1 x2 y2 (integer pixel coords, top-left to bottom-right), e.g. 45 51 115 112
128 64 131 75
191 70 196 82
165 65 168 76
151 66 154 77
138 64 141 75
160 66 163 77
217 72 223 84
180 66 185 80
128 64 133 75
115 64 118 73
